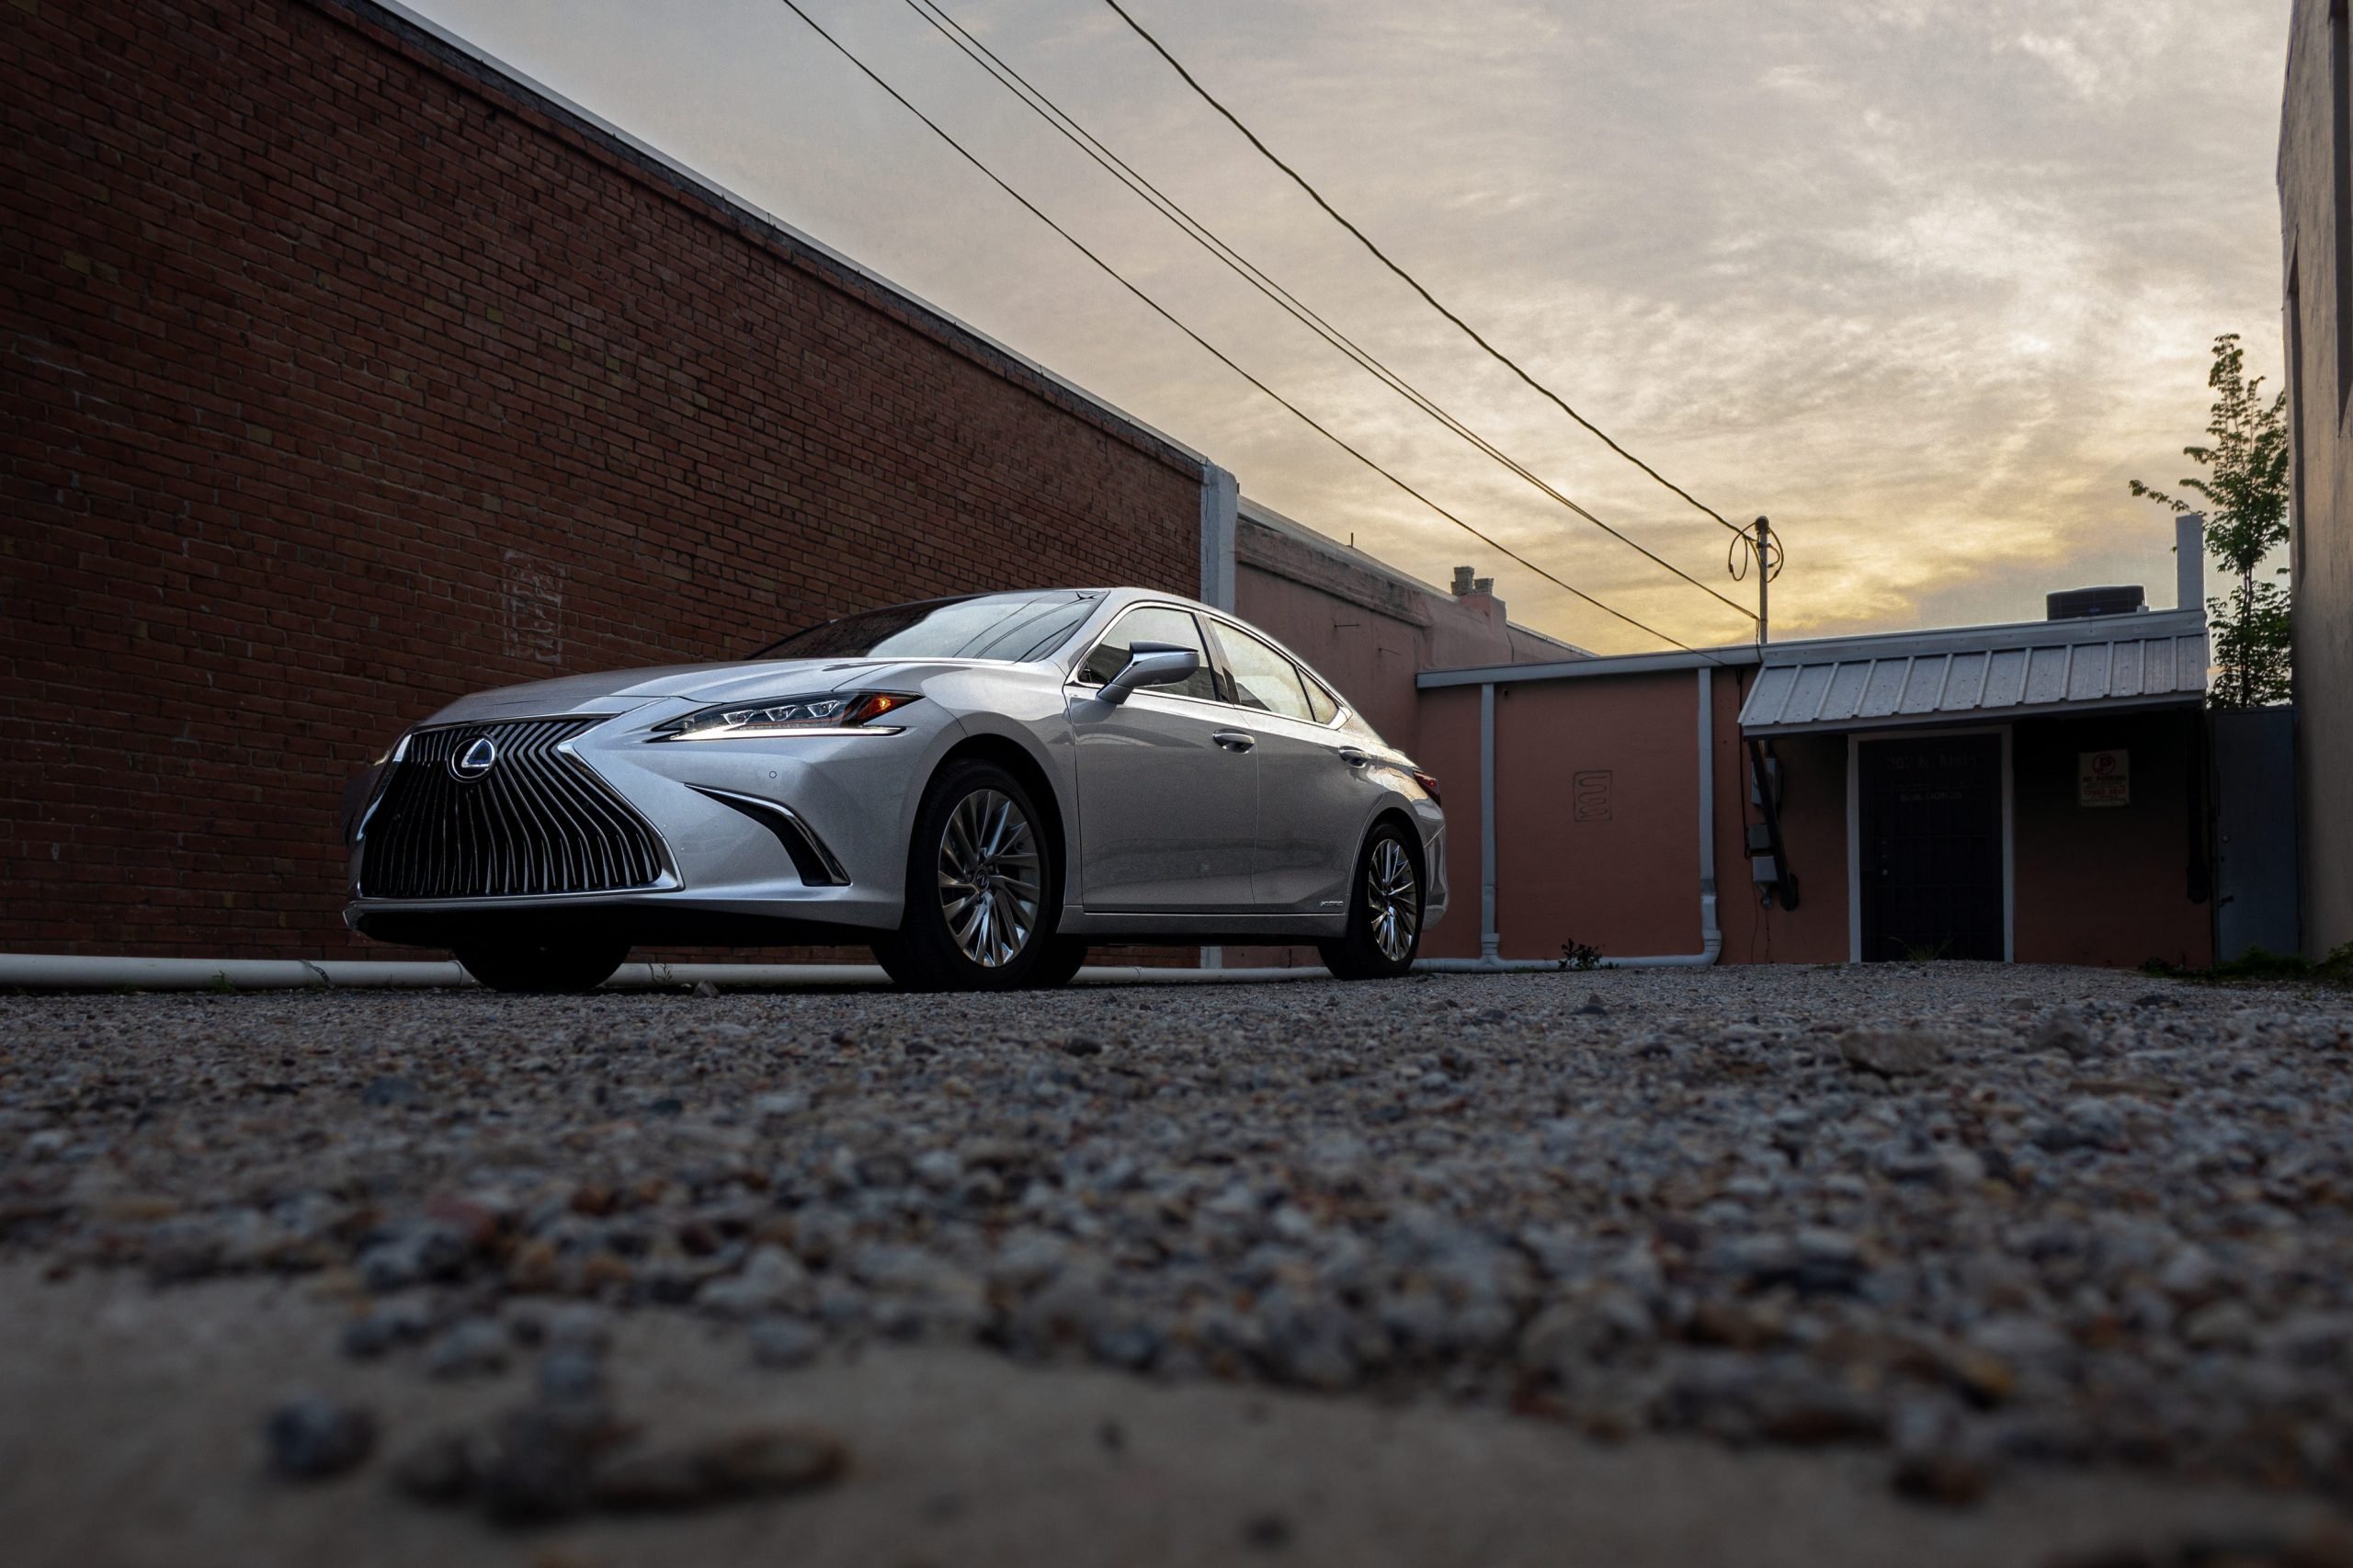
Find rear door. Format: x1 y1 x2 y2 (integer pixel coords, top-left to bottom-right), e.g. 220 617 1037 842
1208 619 1365 913
1066 606 1258 912
1858 733 2006 961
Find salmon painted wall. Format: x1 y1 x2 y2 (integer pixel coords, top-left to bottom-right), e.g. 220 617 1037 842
2012 709 2213 970
1484 673 1703 961
1414 686 1485 960
1712 676 1851 965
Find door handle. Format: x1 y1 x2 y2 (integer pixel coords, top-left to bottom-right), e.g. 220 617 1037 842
1211 730 1256 753
1336 746 1370 767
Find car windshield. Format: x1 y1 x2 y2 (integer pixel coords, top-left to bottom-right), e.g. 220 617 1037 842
749 592 1099 663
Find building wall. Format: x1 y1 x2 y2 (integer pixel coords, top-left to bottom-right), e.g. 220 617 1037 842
2012 710 2214 970
0 0 1207 959
1714 703 1850 967
1233 507 1579 759
2279 0 2353 958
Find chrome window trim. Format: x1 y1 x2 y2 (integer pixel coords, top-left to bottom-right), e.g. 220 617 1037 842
1067 602 1227 707
1197 611 1351 732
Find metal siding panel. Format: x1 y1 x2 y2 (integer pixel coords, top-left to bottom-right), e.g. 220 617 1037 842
2024 646 2072 705
1788 663 1836 723
1942 651 1990 711
1824 661 1873 722
1982 648 2029 708
2067 641 2112 702
2143 637 2175 693
2109 640 2143 698
1899 653 1949 713
1859 659 1911 717
1742 664 1799 727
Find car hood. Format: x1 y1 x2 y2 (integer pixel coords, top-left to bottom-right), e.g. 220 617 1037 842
418 658 928 725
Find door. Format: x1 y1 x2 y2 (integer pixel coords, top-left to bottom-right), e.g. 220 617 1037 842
1208 619 1365 912
1068 606 1258 911
1858 733 2005 961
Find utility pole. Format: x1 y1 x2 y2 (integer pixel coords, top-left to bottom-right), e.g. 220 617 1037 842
1752 516 1772 645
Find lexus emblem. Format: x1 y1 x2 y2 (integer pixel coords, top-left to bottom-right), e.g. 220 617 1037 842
450 735 499 780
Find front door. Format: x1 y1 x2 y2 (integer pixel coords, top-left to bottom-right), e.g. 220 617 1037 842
1858 733 2005 961
1068 606 1258 912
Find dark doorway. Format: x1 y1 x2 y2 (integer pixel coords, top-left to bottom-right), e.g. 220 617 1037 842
1858 733 2005 962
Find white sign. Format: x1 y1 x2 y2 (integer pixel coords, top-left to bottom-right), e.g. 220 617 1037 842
2078 749 2129 808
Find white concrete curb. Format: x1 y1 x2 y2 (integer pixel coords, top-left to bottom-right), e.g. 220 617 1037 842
0 954 1333 992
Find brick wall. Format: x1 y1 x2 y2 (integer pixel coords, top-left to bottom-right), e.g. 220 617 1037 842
0 0 1205 958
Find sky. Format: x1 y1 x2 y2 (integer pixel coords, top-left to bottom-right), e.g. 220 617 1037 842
403 0 2294 654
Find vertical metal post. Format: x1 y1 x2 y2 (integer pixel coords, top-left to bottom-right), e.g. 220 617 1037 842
1479 682 1498 962
1753 515 1772 645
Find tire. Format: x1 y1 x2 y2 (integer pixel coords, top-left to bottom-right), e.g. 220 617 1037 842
1023 935 1089 989
878 757 1059 991
454 931 631 994
1317 821 1423 980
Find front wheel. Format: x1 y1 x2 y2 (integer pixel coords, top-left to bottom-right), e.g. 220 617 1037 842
453 931 631 994
1317 823 1423 980
876 759 1058 991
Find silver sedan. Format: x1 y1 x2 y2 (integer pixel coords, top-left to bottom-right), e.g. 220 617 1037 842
342 588 1446 991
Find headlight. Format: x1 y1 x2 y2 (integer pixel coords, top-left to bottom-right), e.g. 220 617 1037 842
654 690 920 741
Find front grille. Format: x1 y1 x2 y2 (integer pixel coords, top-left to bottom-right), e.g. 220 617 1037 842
358 718 664 899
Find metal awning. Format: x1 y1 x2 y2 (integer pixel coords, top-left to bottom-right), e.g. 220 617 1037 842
1737 611 2208 736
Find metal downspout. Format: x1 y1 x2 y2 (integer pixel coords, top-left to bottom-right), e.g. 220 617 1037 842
1418 665 1722 971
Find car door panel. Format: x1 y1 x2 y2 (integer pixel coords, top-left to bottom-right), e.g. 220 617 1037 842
1069 689 1258 910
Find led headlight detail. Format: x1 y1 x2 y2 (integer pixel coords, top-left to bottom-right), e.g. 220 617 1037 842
655 690 919 741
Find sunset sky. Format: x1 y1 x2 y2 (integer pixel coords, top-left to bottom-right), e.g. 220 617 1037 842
404 0 2292 654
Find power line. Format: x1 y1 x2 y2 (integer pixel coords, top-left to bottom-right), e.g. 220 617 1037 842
1096 0 1757 552
895 0 1755 625
768 0 1720 659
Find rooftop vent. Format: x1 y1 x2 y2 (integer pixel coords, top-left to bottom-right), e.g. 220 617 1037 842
2046 585 2146 621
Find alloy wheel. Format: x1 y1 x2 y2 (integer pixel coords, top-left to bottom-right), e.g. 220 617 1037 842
1367 836 1418 962
937 788 1042 968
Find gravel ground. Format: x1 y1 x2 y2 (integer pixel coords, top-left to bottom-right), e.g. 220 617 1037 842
3 964 2352 1555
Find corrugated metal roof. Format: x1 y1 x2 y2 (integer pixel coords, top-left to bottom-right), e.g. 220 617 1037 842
1737 613 2208 735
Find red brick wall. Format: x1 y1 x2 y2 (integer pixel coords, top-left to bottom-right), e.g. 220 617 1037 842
0 0 1204 958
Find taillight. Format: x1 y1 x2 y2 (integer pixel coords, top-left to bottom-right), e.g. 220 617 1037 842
1410 769 1441 805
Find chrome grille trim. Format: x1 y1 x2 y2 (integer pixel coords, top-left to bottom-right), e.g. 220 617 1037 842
358 718 664 899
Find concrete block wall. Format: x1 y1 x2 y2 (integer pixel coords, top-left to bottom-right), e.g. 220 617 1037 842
2279 0 2353 959
0 0 1205 957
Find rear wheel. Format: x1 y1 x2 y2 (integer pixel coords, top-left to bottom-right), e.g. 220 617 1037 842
453 931 631 994
875 758 1058 991
1317 823 1422 981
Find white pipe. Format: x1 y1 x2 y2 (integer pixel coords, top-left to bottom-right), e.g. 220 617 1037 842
1417 664 1722 971
0 954 1332 992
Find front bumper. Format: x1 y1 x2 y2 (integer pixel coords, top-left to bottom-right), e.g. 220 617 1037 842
345 704 943 947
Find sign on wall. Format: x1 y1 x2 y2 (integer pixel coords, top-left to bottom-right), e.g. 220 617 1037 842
1574 770 1613 822
2078 749 2130 808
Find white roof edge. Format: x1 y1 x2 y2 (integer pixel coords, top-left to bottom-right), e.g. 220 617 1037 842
358 0 1210 475
1418 645 1760 688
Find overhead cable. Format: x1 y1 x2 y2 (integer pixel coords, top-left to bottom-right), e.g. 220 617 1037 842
769 0 1721 659
1096 0 1756 553
897 0 1754 625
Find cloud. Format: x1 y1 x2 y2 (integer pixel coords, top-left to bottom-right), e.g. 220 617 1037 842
405 0 2291 653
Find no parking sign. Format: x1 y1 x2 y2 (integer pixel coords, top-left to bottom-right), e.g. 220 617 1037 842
2078 749 2130 807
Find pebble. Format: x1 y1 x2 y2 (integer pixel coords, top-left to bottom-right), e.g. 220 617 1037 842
6 967 2351 1508
265 1393 377 1481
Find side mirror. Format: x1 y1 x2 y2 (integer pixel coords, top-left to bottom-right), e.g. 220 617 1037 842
1099 642 1200 706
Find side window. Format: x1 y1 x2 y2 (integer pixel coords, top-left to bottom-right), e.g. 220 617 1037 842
1214 623 1314 722
1076 607 1220 701
1301 669 1340 724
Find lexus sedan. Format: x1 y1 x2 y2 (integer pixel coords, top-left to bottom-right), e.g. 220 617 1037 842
341 589 1445 992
